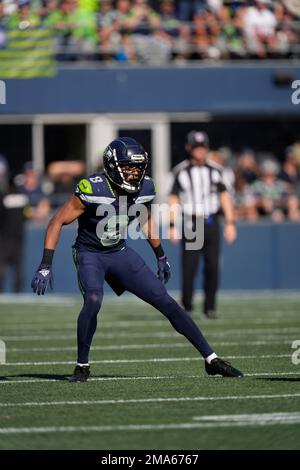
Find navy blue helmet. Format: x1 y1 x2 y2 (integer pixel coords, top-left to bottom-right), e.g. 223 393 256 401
103 137 148 193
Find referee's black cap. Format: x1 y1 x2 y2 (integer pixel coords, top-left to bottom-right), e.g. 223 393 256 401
186 130 209 148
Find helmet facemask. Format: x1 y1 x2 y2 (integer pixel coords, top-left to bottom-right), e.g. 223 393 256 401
105 149 148 193
117 158 147 193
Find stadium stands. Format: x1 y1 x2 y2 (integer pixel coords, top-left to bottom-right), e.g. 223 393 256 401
0 0 300 64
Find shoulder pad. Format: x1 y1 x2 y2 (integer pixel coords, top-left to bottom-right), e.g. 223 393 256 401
134 177 156 205
77 174 105 193
75 173 115 205
143 176 156 195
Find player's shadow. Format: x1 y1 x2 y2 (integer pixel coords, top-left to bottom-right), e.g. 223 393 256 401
257 377 300 382
0 373 134 382
0 373 69 382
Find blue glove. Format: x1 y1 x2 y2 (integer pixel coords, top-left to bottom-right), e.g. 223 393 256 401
31 264 53 295
157 256 171 284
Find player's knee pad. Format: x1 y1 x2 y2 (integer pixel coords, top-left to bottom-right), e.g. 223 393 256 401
83 290 103 315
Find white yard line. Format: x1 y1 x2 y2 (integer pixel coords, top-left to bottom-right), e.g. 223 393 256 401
0 371 300 385
8 343 189 353
0 333 177 341
6 339 297 352
2 328 300 342
6 340 293 353
1 412 300 435
193 412 300 424
1 354 292 367
1 393 300 408
1 330 300 345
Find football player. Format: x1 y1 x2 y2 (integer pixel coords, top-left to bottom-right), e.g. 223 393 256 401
32 137 243 381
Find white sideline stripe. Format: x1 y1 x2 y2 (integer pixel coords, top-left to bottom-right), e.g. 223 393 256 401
1 415 300 434
1 371 300 385
1 332 178 341
2 327 300 341
1 393 300 408
8 343 190 353
2 354 291 366
244 371 300 377
4 358 198 366
193 412 300 424
6 339 297 352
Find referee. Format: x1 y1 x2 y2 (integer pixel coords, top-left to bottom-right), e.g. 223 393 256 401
168 130 237 319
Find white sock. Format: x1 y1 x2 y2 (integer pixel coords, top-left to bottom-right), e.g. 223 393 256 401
205 353 218 364
77 363 89 367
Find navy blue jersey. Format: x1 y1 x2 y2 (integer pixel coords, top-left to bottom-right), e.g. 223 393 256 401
74 172 156 252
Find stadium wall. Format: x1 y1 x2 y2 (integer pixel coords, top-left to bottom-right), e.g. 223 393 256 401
1 65 300 114
6 222 298 294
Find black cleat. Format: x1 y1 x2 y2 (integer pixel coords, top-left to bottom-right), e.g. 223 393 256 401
68 365 90 383
205 358 243 378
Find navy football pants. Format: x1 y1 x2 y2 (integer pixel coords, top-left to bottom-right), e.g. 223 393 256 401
73 246 214 364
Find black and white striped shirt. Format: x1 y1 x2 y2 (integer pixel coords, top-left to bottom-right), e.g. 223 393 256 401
170 159 227 217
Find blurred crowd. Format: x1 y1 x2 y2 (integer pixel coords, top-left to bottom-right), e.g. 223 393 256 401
209 143 300 222
0 0 300 63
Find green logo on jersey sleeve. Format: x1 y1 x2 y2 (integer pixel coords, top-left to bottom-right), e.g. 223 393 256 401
78 179 93 194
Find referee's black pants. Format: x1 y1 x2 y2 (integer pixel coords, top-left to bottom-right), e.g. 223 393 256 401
0 241 24 293
181 218 220 314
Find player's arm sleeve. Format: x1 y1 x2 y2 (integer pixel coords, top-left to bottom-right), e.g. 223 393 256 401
74 179 93 206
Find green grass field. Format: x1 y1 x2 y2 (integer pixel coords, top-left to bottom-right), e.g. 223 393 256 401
0 293 300 450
